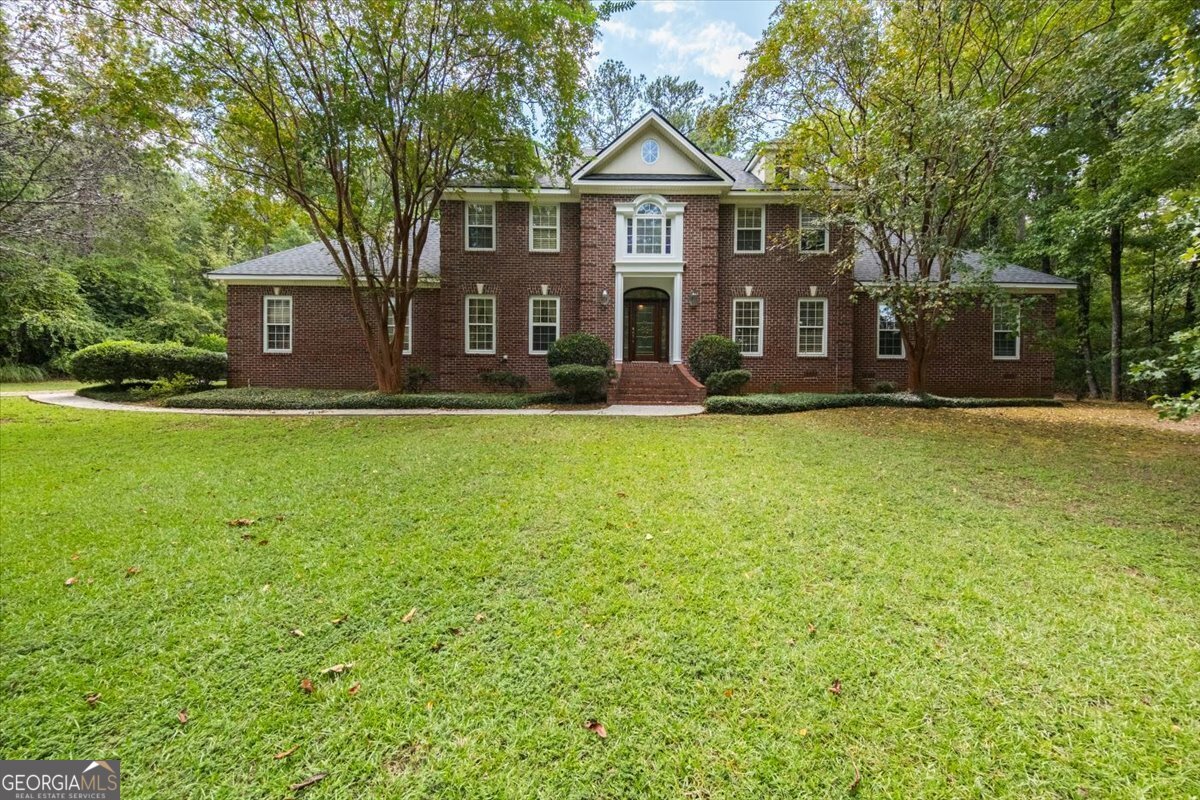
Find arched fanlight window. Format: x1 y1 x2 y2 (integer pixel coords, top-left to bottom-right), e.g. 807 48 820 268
626 199 672 256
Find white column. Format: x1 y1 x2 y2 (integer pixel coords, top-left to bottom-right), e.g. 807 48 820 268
671 271 683 363
614 270 624 363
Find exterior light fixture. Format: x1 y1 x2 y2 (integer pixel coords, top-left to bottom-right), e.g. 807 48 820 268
687 290 700 308
600 288 611 306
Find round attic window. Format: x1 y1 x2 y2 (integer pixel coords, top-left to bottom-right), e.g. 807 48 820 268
641 138 660 164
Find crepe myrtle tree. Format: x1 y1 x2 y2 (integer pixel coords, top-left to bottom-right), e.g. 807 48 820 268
147 0 604 392
739 0 1115 393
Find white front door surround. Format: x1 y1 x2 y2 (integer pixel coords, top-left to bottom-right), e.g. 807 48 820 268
614 264 684 364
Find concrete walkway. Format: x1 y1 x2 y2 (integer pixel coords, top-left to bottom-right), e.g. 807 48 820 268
21 391 705 417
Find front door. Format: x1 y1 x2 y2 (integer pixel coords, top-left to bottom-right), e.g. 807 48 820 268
624 288 670 362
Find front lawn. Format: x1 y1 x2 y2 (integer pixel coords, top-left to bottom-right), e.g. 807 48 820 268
1 397 1197 798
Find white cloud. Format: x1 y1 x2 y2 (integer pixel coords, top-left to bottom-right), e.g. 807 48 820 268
599 18 638 40
650 0 680 12
647 22 755 82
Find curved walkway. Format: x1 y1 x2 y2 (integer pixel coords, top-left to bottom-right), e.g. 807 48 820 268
22 391 704 417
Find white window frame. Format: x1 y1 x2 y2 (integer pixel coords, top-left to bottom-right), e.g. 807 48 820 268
795 298 828 357
993 300 1021 360
386 300 414 355
465 202 496 252
529 203 560 253
627 201 672 257
877 303 905 360
798 209 829 254
464 294 496 355
734 206 766 254
732 297 764 358
528 296 560 355
262 295 292 354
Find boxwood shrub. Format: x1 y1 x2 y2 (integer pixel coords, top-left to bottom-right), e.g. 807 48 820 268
163 388 570 410
705 392 1062 415
548 364 609 402
70 340 227 385
687 335 742 383
705 369 752 396
547 333 610 368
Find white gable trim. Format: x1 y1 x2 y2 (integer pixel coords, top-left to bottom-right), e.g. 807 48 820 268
572 110 734 186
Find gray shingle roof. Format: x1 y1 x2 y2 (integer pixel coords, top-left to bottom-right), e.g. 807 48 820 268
708 154 767 191
207 224 441 280
853 243 1075 287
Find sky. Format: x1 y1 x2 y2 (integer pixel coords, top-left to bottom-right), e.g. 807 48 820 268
594 0 777 96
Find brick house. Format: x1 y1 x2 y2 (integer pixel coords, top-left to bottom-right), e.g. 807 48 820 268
209 111 1074 400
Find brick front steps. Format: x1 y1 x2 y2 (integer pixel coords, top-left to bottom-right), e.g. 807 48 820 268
611 362 707 405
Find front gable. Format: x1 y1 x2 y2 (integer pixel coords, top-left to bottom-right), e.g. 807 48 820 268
573 111 733 185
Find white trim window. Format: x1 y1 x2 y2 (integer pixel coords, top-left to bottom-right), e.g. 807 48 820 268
529 204 560 252
465 203 495 251
734 206 765 253
877 303 904 359
732 298 764 357
798 209 828 253
465 295 496 354
796 298 828 357
627 201 672 256
528 296 560 355
993 301 1021 360
386 300 414 355
263 295 292 353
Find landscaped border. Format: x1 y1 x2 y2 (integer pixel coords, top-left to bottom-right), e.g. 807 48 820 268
76 385 574 411
704 392 1062 415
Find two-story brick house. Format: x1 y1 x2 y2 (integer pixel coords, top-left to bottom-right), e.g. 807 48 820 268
209 111 1074 400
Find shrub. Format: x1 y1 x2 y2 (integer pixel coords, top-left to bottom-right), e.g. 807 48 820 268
872 381 897 394
406 365 434 393
705 369 752 396
0 363 47 383
705 392 1061 415
69 340 227 385
192 334 228 353
128 373 202 399
480 370 529 392
547 332 610 367
687 335 742 383
548 364 609 403
162 388 570 410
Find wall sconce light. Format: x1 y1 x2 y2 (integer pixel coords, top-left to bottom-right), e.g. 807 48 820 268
687 290 700 308
599 288 611 306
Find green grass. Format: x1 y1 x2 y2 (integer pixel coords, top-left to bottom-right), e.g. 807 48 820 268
1 396 1198 798
0 379 82 393
706 391 1061 414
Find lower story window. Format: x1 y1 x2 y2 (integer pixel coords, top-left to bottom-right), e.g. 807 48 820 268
263 295 292 353
993 301 1020 359
733 298 764 356
386 299 413 355
796 298 827 356
465 295 496 354
529 296 560 355
877 303 903 358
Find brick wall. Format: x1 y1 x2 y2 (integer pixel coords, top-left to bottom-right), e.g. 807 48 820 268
438 200 581 391
851 294 1057 397
716 206 856 392
226 285 439 389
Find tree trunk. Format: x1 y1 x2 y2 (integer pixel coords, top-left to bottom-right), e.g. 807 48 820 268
1109 222 1124 401
1077 273 1100 399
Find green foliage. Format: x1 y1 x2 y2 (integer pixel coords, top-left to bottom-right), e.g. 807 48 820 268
191 334 228 353
406 365 434 393
69 340 226 386
127 373 204 400
127 300 223 345
1130 327 1200 419
546 332 610 367
0 363 47 383
706 392 1061 415
161 388 568 410
704 369 751 396
480 370 530 392
687 335 742 383
548 364 609 402
872 381 898 393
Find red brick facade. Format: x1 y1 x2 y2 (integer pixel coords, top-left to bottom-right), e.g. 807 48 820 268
223 198 1060 398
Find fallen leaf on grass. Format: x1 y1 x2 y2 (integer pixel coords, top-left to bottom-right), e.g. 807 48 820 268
448 627 463 637
274 745 299 760
425 700 434 711
807 623 817 635
430 641 444 652
289 773 326 792
402 607 417 623
848 766 861 794
723 689 734 698
348 682 360 696
64 577 78 586
331 615 347 626
70 552 80 561
300 679 314 694
257 539 268 546
227 518 255 527
584 719 607 739
177 709 189 725
320 662 354 676
290 629 304 638
798 727 808 737
240 533 254 541
829 679 842 696
474 613 487 622
85 693 101 706
125 566 141 577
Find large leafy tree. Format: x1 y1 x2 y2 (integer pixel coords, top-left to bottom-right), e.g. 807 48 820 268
147 0 599 393
584 59 646 150
644 75 703 134
739 0 1114 393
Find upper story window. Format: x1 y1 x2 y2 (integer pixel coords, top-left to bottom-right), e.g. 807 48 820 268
263 295 292 354
627 201 672 256
993 301 1020 360
386 300 413 355
641 139 660 164
735 207 765 253
466 203 495 251
877 303 904 359
529 203 559 252
798 209 828 253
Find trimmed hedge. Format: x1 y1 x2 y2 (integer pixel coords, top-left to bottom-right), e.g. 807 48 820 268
162 388 570 410
69 340 226 385
705 369 751 396
687 335 742 383
547 333 610 368
705 392 1062 415
548 364 609 402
